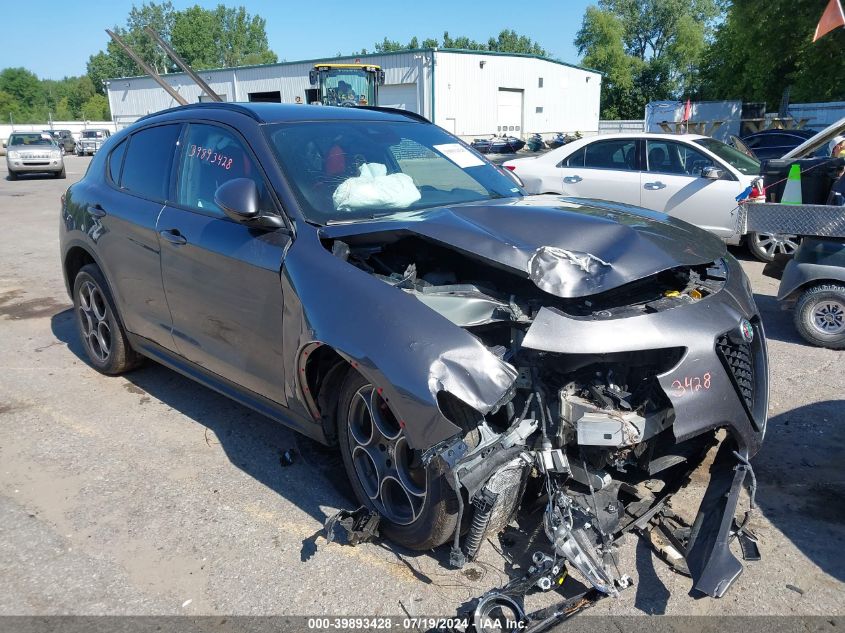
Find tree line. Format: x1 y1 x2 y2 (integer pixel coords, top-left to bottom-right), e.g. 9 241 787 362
0 1 277 124
2 0 843 124
577 0 845 119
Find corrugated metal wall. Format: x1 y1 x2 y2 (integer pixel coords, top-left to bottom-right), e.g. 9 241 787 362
107 52 430 128
598 119 645 134
433 51 601 138
106 50 600 138
787 101 845 130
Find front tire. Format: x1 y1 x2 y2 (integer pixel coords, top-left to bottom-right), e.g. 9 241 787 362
748 232 800 262
794 284 845 349
55 166 66 179
337 371 468 550
73 264 142 374
7 170 17 181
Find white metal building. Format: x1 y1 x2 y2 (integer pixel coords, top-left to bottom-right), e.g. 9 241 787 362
106 48 601 139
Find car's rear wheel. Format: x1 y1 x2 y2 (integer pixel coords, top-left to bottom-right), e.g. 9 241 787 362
337 370 475 550
794 284 845 349
73 264 142 374
748 232 800 262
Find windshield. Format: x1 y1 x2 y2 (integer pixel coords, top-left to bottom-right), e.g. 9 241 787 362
265 120 523 225
321 69 374 106
8 133 54 147
694 138 760 175
82 131 103 138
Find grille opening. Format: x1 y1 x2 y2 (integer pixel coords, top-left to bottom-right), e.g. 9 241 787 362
716 334 755 413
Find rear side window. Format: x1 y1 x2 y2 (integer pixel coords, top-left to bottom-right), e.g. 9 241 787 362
121 124 182 201
583 139 638 170
560 148 585 167
108 139 127 184
176 123 273 214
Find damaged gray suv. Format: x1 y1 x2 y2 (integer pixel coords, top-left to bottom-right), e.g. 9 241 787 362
60 103 768 601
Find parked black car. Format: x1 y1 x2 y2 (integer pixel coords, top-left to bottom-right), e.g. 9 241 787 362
60 103 768 599
44 129 76 153
740 128 824 160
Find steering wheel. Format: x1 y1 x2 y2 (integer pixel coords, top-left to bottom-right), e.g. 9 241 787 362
340 100 358 108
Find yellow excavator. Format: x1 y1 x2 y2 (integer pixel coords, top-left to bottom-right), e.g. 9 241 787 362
306 64 386 107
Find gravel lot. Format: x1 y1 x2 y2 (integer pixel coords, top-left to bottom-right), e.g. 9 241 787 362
0 156 843 619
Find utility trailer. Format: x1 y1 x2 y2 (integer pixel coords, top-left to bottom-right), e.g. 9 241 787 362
743 202 845 348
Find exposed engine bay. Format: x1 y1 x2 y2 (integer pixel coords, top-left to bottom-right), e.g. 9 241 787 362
323 229 764 621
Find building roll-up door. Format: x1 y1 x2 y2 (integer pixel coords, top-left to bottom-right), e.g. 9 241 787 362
497 88 524 134
378 83 419 113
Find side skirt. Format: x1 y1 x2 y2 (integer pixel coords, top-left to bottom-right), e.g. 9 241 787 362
126 332 328 444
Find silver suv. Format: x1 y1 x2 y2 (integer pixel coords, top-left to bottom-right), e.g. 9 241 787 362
76 128 111 156
5 132 65 180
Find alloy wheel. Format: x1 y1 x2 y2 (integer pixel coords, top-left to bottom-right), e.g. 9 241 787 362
77 280 112 362
347 385 427 525
752 233 800 258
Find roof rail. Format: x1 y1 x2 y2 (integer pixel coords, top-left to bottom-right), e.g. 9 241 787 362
136 102 263 124
357 106 431 124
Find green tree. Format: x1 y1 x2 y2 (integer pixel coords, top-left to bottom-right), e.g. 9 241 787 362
171 5 221 69
68 77 96 116
54 97 75 120
81 94 111 120
215 5 277 67
487 29 548 55
374 37 405 53
575 0 720 118
0 67 44 108
700 0 845 108
87 2 277 92
366 29 547 55
0 90 22 122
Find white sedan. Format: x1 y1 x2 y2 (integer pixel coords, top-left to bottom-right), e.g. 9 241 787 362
503 133 795 261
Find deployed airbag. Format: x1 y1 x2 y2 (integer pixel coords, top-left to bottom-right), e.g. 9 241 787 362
333 163 421 211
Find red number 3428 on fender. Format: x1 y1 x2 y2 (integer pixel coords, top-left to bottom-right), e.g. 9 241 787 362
671 372 711 397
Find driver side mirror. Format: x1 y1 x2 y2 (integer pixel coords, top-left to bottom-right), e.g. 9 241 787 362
702 166 724 180
214 178 285 230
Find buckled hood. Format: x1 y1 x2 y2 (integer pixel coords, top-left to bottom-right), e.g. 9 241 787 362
321 195 727 298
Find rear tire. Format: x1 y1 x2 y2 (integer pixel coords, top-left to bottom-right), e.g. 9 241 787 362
794 284 845 349
73 264 143 374
337 371 476 550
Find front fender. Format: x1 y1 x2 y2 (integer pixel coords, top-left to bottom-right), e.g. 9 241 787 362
778 239 845 302
281 232 517 450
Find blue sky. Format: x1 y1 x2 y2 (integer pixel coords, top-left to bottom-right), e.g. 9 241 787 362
0 0 593 79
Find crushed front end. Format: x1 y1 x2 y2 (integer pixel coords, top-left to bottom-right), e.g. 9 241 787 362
321 199 768 606
425 252 767 600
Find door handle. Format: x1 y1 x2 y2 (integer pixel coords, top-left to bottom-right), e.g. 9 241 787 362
644 181 666 190
159 229 187 245
86 204 106 218
563 175 583 184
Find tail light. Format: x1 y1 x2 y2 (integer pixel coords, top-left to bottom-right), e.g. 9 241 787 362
504 165 516 171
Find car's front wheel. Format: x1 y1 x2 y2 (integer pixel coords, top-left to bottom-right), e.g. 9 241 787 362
337 371 474 550
73 264 142 374
748 232 800 262
7 170 17 181
794 284 845 349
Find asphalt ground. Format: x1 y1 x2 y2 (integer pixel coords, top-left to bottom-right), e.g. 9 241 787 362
0 156 843 620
